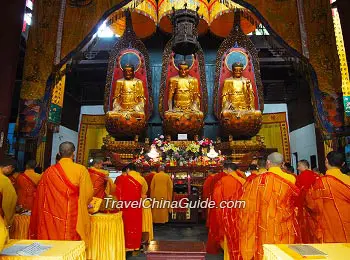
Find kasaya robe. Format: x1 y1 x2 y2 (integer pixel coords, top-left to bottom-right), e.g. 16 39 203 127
207 172 245 257
29 158 93 243
150 171 173 224
305 168 350 243
115 174 143 250
88 167 115 199
16 169 42 210
295 169 318 243
206 172 228 228
239 167 300 260
202 174 214 226
144 172 156 198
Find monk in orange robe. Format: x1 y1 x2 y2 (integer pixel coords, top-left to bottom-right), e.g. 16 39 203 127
30 142 93 243
144 166 157 198
150 165 173 224
203 169 215 227
207 162 245 256
0 158 17 227
16 160 42 210
88 158 116 199
206 169 227 228
305 151 350 243
239 152 300 260
295 159 318 243
115 163 144 251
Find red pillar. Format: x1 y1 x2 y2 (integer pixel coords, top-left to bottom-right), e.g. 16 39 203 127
0 0 26 160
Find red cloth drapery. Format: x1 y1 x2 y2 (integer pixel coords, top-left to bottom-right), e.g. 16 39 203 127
115 175 142 250
88 168 107 199
144 172 155 198
29 163 80 241
16 173 37 210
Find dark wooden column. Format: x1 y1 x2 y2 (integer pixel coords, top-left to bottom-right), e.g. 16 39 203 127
0 0 26 160
336 0 350 70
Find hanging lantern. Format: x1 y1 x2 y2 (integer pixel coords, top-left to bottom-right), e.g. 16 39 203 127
209 0 259 38
158 0 209 36
171 6 201 55
109 0 157 38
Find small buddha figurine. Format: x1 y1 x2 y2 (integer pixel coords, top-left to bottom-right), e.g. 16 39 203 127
221 62 256 117
166 61 202 115
108 64 145 119
105 64 147 137
163 61 204 135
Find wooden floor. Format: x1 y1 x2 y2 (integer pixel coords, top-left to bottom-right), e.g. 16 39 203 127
128 224 223 259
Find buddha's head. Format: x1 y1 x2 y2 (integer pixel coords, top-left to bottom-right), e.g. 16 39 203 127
178 61 190 78
123 64 135 80
232 62 244 78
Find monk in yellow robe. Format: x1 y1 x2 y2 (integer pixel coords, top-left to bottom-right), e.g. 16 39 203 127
239 152 300 260
88 158 116 199
30 142 93 243
305 151 350 243
16 160 42 210
0 158 17 227
207 163 245 257
150 166 173 224
0 215 8 252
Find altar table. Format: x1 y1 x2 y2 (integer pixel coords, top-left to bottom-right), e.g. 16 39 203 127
263 243 350 260
9 213 126 260
145 241 206 260
0 240 85 260
88 213 125 260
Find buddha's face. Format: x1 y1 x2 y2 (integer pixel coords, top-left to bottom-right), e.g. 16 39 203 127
179 64 190 78
123 66 135 80
232 66 243 78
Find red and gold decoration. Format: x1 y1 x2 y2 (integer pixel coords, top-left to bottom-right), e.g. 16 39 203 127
104 10 153 139
214 12 263 139
208 0 258 38
108 0 157 38
158 0 209 36
159 40 208 137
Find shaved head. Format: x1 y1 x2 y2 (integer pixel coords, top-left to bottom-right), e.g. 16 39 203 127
267 152 283 167
59 142 75 158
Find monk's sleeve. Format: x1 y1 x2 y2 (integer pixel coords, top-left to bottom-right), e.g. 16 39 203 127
107 178 116 195
1 178 17 226
76 167 94 243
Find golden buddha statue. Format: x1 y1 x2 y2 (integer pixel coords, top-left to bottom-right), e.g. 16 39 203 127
219 62 262 138
105 64 147 137
163 61 204 136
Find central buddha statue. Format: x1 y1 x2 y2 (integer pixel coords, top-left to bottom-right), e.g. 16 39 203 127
105 64 147 138
219 62 262 138
163 61 204 136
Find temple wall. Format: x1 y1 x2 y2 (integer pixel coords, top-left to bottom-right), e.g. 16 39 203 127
290 123 318 170
51 126 78 165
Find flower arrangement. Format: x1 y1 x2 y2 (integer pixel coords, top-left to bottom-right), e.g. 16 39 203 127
163 143 179 153
186 142 200 154
134 137 225 167
198 138 213 147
